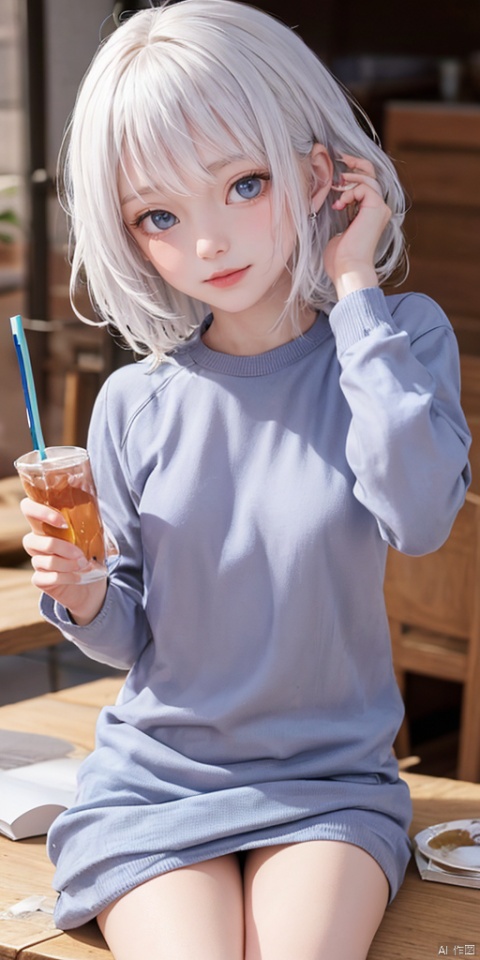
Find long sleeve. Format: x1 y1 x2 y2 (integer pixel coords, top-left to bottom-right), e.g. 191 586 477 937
40 377 153 669
328 287 471 555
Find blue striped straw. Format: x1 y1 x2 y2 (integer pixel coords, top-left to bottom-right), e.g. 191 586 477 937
10 314 47 460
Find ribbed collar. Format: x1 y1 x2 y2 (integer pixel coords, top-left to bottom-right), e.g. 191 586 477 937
183 312 330 377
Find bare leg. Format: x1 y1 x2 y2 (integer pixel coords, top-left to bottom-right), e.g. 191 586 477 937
244 840 389 960
97 854 244 960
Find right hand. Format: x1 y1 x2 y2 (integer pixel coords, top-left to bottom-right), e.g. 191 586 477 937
324 154 391 300
20 498 107 625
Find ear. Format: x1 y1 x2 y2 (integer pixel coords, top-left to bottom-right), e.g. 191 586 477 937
308 143 334 214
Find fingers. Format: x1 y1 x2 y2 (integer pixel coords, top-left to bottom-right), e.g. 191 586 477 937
324 154 392 294
25 536 88 589
330 155 389 227
22 528 85 562
20 497 68 534
331 172 383 200
337 153 376 178
20 495 93 587
30 551 88 575
18 497 107 618
22 529 90 594
332 154 384 203
31 570 82 591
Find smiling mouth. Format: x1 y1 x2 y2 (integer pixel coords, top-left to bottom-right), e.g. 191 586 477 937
205 267 250 287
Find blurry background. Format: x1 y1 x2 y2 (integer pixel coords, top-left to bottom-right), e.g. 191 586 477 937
1 0 480 773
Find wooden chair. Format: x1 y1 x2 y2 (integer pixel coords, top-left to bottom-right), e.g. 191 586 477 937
384 491 480 782
62 367 102 448
467 415 480 496
459 352 480 493
0 475 30 565
460 353 480 419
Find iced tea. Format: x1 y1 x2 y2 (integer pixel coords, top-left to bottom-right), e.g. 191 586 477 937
15 447 110 581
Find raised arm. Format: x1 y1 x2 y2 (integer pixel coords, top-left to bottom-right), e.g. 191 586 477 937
322 153 470 554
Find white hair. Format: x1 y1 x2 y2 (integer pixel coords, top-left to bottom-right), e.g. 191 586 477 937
60 0 406 362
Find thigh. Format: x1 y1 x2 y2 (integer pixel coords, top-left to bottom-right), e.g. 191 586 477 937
244 840 389 960
97 854 244 960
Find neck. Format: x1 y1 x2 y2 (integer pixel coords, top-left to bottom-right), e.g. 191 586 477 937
202 302 317 356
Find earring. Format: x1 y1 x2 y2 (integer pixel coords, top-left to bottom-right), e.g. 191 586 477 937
308 209 317 222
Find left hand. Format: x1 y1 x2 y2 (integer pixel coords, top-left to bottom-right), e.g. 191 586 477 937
323 154 392 299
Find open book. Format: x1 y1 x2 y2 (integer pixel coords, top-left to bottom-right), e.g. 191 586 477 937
0 757 83 841
414 819 480 889
414 847 480 889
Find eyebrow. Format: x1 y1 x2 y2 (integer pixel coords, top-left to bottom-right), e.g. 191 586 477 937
120 155 251 207
121 186 157 207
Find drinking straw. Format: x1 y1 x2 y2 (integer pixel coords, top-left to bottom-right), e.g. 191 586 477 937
10 314 47 460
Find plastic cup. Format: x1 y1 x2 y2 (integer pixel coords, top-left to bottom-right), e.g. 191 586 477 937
14 446 118 583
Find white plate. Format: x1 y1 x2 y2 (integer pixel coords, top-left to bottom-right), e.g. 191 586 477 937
415 819 480 872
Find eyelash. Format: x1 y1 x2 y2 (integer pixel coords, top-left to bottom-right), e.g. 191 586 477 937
231 170 271 195
130 170 271 235
227 171 271 205
132 209 178 234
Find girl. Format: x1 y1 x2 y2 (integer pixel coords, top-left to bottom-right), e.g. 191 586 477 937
21 2 471 958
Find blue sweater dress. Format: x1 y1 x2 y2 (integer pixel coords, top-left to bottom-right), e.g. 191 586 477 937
42 287 471 929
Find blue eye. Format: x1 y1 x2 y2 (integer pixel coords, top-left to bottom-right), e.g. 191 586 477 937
236 177 262 199
228 174 269 203
137 210 178 234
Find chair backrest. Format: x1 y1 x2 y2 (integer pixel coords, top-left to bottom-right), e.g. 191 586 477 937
460 353 480 419
467 416 480 496
384 491 480 643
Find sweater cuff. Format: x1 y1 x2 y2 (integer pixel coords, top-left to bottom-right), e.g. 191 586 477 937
328 287 394 356
40 586 111 637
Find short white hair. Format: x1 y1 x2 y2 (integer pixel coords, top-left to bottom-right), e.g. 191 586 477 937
61 0 406 362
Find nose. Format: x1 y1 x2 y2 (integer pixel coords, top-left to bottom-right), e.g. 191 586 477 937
196 234 229 260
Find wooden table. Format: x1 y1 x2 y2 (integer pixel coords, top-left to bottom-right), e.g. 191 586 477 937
0 476 61 659
0 478 67 662
0 678 479 960
0 478 30 566
0 568 63 658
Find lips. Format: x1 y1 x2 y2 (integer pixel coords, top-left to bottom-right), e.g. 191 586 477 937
205 266 250 288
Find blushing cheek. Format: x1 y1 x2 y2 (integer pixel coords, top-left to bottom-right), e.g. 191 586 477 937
236 203 276 255
255 203 274 237
243 201 295 266
147 241 185 280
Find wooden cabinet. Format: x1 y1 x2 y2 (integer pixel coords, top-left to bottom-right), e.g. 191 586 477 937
384 102 480 354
